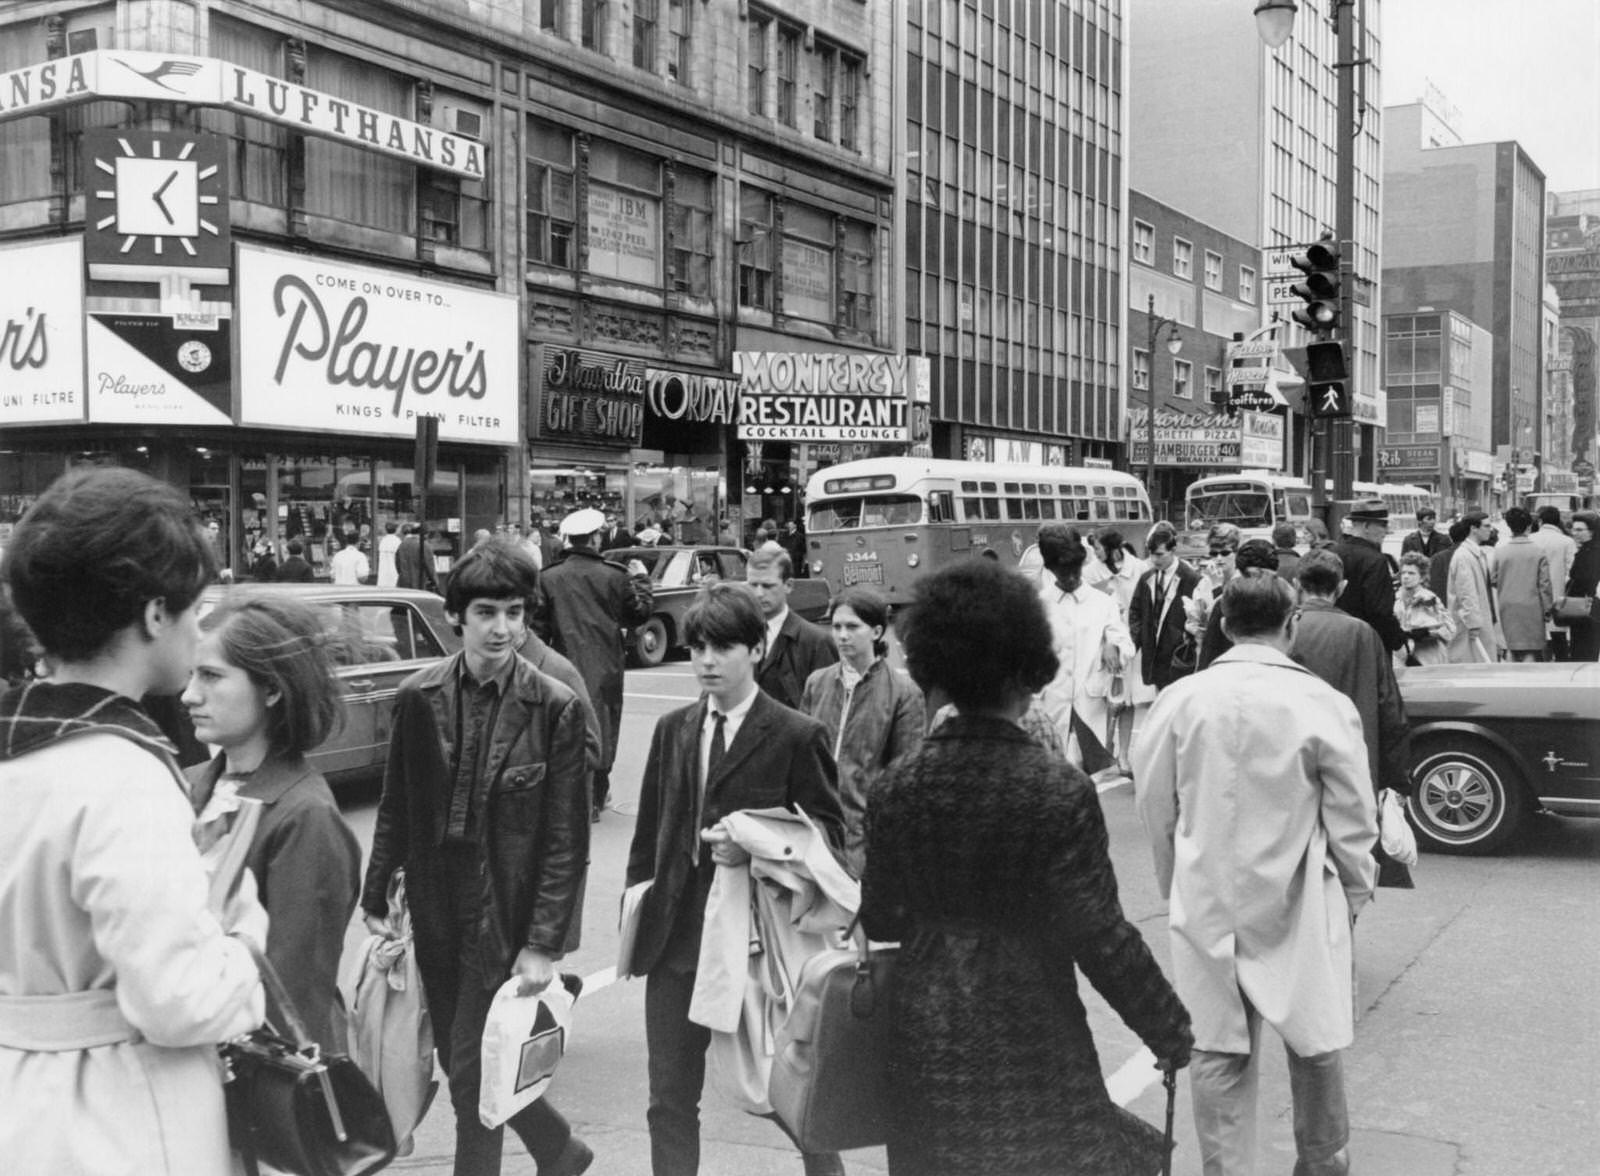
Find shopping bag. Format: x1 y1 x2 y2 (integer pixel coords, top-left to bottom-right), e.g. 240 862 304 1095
1379 789 1419 869
347 872 437 1155
478 974 579 1128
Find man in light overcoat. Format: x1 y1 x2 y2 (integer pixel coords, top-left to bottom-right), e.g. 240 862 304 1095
1132 572 1376 1176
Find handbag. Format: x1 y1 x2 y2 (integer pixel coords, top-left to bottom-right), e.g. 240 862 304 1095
768 925 898 1153
1554 595 1598 623
225 942 398 1176
1378 789 1419 869
1169 634 1198 676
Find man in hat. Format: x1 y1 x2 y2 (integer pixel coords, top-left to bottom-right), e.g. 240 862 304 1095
1332 498 1404 651
537 507 654 819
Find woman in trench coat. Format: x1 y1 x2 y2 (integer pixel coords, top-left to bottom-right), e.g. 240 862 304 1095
0 468 266 1175
861 559 1192 1176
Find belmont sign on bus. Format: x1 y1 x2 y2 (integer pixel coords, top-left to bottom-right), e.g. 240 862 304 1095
732 352 929 442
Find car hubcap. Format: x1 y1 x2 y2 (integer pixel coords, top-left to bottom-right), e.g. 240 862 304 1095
1421 763 1497 836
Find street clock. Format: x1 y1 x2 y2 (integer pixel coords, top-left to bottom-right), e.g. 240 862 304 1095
83 129 230 274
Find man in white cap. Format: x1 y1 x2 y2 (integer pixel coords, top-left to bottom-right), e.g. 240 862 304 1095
537 507 654 819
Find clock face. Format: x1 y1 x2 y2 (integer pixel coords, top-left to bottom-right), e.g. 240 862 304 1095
82 129 230 269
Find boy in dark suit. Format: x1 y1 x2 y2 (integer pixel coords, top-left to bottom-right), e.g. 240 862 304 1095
625 582 847 1176
744 548 837 709
1127 521 1203 691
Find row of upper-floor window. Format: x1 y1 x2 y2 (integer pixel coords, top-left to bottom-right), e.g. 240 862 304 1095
745 9 865 151
1131 351 1225 404
908 59 1121 145
1131 221 1258 304
908 201 1122 276
908 0 1121 70
911 325 1123 389
534 0 693 84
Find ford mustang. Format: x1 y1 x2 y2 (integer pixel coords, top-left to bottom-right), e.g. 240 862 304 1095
1398 661 1600 854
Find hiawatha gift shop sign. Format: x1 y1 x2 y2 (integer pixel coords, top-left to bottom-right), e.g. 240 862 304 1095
237 244 518 445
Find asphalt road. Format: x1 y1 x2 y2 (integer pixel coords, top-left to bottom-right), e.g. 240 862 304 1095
337 659 1600 1176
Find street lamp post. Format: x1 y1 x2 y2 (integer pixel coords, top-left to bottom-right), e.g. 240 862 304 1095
1144 292 1184 509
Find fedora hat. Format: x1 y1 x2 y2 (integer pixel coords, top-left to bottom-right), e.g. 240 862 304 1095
1346 497 1389 523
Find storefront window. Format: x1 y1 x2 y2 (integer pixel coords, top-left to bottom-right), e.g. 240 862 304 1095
632 466 722 545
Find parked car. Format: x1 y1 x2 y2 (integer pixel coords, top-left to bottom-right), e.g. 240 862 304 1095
1398 661 1600 854
192 584 461 787
610 545 832 667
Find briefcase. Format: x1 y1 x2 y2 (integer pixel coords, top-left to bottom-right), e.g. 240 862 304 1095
768 931 897 1153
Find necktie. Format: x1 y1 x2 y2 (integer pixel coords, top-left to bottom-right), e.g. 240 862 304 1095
708 711 727 781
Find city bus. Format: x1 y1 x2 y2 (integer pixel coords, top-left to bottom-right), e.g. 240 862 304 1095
1180 471 1434 559
803 456 1153 605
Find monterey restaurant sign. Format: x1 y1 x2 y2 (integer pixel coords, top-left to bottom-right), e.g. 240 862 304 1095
733 352 929 443
0 50 484 179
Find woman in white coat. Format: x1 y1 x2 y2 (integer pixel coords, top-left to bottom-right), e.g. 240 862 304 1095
1035 523 1134 774
0 468 266 1176
1083 529 1151 769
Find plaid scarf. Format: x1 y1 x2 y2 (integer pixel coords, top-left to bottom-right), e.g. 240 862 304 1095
0 680 178 765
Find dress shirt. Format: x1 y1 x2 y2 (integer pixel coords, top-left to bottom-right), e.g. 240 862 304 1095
763 606 790 662
443 655 515 843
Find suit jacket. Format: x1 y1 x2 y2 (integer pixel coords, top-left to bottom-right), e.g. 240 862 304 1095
1428 543 1457 600
362 652 591 980
394 535 438 593
624 690 843 976
756 609 838 710
1332 535 1403 650
1401 529 1451 560
275 555 315 582
1127 561 1202 689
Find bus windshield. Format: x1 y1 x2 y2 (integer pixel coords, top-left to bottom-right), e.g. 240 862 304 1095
1187 490 1272 529
808 494 923 530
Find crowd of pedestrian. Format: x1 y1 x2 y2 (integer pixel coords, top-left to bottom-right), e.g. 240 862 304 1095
3 462 1595 1176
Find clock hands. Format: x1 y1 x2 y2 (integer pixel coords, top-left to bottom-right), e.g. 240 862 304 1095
152 170 179 226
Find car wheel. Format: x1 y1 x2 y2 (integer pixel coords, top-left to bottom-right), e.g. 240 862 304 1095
1407 740 1526 855
634 617 669 668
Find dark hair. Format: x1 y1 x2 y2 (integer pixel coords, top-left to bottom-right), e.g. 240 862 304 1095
1097 529 1126 572
444 539 539 617
1145 521 1178 554
830 586 891 658
1572 510 1600 537
1297 549 1345 596
1503 506 1532 536
746 547 794 581
1037 523 1087 572
1416 507 1437 522
385 521 399 534
1235 538 1280 574
683 581 766 650
1447 518 1471 544
1399 551 1431 575
1207 522 1242 553
200 591 341 755
1463 510 1489 529
1536 506 1563 529
1271 521 1299 549
1220 572 1295 638
3 467 216 661
287 539 305 556
899 560 1057 711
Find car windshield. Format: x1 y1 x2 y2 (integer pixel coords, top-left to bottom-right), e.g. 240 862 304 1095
808 494 923 530
1187 490 1273 529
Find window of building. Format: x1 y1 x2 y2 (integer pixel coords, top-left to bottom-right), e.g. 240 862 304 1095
525 118 576 269
814 45 835 141
777 26 800 126
839 54 862 150
582 0 606 49
0 24 54 206
1132 219 1153 264
1172 237 1192 279
1204 366 1222 405
1204 250 1223 291
1132 348 1150 391
588 139 663 286
739 187 775 309
782 201 835 324
1173 359 1193 400
540 0 562 32
199 15 287 206
840 218 875 334
1239 265 1256 304
667 0 691 83
671 166 713 298
633 0 657 69
420 167 489 251
304 47 413 233
747 16 768 116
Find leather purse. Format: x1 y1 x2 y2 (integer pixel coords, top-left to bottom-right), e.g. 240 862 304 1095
1554 595 1598 623
768 926 898 1153
224 943 398 1176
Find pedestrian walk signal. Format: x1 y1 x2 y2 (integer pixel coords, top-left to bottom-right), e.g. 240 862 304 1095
1305 339 1351 419
1289 232 1341 338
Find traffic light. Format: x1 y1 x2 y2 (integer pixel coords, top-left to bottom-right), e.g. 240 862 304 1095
1289 232 1341 338
1305 339 1350 418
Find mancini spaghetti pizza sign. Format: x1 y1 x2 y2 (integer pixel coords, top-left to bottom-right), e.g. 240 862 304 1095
0 50 484 179
732 352 928 443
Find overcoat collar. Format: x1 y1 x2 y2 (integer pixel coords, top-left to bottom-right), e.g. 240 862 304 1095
188 751 316 809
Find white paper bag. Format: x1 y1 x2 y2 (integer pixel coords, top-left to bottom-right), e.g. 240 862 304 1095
1378 789 1419 868
478 976 576 1128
